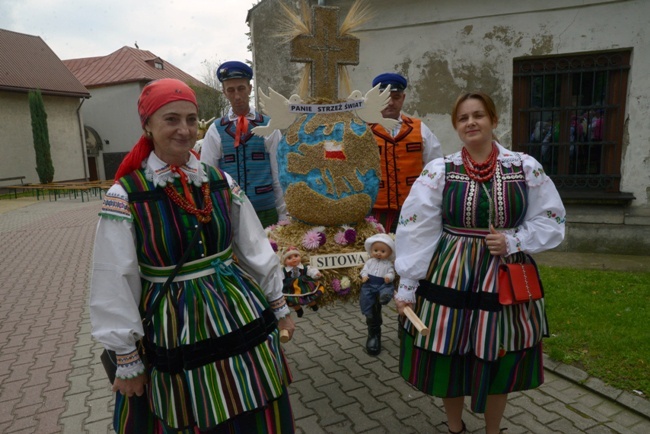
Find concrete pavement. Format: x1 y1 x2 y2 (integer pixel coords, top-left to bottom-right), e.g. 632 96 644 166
0 196 648 433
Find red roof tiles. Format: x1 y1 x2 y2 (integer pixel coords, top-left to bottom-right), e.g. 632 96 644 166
63 46 204 88
0 28 89 97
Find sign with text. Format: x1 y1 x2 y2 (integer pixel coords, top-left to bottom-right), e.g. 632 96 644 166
289 100 364 114
310 251 368 270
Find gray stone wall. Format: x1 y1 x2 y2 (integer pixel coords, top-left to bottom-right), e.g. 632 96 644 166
247 0 650 255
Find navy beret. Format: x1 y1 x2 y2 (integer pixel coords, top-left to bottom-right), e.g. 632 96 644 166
372 73 407 92
216 61 253 82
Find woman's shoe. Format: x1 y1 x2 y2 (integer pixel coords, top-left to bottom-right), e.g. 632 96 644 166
444 420 467 434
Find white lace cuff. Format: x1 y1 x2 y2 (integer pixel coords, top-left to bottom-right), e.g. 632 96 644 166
269 295 291 320
395 278 419 303
115 349 146 380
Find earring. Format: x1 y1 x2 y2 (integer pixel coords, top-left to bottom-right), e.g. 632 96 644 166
145 131 153 138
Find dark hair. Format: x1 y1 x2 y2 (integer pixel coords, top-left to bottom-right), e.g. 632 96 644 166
451 91 499 129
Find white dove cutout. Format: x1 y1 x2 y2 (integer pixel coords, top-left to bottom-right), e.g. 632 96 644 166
348 84 400 131
252 87 302 137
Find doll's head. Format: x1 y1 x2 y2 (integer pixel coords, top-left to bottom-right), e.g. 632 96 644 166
370 241 392 260
364 233 395 261
282 246 302 268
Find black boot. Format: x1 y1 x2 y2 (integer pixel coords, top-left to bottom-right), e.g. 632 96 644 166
365 302 383 355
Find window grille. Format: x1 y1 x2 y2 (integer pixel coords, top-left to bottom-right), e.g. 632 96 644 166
512 50 630 194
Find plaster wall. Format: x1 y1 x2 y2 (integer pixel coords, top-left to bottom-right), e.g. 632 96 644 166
250 0 649 207
0 91 86 183
81 82 144 180
82 82 144 154
249 0 650 254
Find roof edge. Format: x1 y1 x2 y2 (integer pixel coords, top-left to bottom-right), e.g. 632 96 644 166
0 85 90 98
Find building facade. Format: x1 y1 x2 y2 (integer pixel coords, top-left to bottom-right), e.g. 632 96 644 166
0 29 90 184
247 0 650 255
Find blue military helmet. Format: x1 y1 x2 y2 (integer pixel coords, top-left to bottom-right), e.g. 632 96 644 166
371 72 407 92
216 61 253 82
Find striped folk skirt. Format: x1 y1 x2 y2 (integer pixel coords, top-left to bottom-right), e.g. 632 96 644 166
113 249 295 433
114 384 295 434
399 331 544 413
398 226 548 412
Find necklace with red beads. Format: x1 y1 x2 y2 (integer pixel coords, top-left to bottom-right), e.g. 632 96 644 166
164 183 213 223
462 143 498 183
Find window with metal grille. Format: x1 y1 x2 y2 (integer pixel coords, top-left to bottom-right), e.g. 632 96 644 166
512 50 631 200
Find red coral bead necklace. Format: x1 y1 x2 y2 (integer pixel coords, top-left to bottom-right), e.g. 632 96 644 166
462 143 498 183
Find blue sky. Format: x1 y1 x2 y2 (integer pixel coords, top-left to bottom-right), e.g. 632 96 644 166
0 0 259 81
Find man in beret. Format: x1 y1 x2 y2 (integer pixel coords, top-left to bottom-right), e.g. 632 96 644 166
201 60 286 227
370 72 442 234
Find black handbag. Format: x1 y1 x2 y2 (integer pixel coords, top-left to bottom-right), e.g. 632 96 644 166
101 222 204 383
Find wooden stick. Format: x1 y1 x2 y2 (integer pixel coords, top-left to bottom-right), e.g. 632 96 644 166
403 306 430 336
279 329 290 343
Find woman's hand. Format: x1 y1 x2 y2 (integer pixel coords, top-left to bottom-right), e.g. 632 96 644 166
485 224 507 256
394 298 413 316
112 373 148 397
278 315 296 341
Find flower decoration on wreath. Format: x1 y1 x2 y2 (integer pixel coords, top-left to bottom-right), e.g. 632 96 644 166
265 217 384 306
331 277 352 296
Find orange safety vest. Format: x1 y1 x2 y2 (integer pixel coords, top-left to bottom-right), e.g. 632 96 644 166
371 115 424 211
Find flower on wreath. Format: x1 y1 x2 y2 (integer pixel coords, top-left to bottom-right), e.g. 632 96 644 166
277 219 291 226
334 225 357 245
339 277 351 295
264 224 278 235
269 239 278 252
365 216 385 233
331 277 351 296
302 226 326 250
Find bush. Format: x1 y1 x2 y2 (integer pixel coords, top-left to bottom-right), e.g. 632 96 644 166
28 90 54 183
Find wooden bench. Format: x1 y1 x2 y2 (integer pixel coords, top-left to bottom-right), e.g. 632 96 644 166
0 176 26 185
1 180 113 201
37 181 113 202
0 176 28 199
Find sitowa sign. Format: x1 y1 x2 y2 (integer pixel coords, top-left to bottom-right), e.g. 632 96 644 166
310 252 368 270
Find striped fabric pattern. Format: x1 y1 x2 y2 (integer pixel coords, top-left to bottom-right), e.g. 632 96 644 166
399 332 544 413
400 157 548 413
282 268 325 307
113 393 156 434
217 114 277 213
116 165 291 432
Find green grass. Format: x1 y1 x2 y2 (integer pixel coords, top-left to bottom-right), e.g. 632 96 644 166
539 265 650 397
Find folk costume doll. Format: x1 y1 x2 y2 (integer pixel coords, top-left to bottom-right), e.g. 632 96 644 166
281 247 325 317
359 233 396 355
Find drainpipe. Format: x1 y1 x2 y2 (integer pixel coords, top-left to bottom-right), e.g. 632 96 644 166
76 98 89 180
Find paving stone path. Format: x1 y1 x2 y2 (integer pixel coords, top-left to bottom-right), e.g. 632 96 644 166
0 198 647 433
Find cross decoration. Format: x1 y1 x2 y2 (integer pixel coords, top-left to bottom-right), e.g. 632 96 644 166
290 5 360 101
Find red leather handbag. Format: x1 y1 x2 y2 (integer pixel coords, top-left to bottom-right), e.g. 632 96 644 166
498 256 543 305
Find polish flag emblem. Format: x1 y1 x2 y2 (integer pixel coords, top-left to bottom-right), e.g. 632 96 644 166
324 141 346 160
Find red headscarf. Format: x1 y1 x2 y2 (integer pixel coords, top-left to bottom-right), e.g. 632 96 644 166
113 78 198 181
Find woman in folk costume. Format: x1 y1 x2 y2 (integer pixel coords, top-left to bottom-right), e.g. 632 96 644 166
89 78 296 434
394 91 565 434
